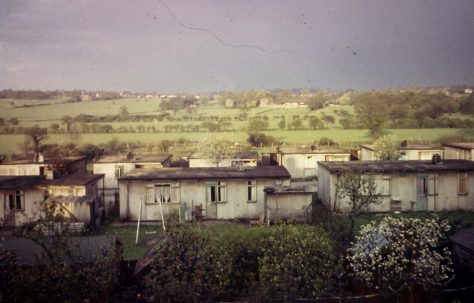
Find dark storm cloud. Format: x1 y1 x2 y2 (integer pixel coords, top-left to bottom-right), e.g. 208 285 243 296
0 0 473 92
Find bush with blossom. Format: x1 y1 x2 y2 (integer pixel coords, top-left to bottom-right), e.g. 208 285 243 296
346 216 453 296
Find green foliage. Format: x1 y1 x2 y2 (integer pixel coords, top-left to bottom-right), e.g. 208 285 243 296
259 225 335 301
143 226 227 303
247 132 278 147
373 134 401 160
354 96 388 139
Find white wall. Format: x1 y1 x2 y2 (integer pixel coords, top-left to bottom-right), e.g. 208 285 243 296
1 189 44 226
119 178 293 220
281 153 350 179
318 170 474 213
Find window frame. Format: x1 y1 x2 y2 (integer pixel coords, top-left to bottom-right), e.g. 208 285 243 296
5 190 25 211
207 181 227 203
458 172 468 195
115 165 124 178
247 180 257 203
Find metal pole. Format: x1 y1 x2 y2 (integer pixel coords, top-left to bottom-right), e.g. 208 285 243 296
135 197 143 245
159 197 166 232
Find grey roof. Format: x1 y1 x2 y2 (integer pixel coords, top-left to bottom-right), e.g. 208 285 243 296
0 176 45 189
45 174 104 186
360 144 442 151
0 235 120 266
318 160 474 173
442 142 474 150
1 156 86 165
271 184 314 194
451 227 474 255
94 154 172 164
0 174 104 188
189 150 259 160
119 166 290 181
278 146 349 154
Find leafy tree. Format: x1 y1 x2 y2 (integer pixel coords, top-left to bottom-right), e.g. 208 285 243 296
373 135 400 160
278 116 286 130
308 116 324 130
354 98 388 138
320 114 335 128
259 225 335 301
347 217 453 299
247 117 269 133
61 115 74 133
24 125 48 162
336 170 382 239
198 136 235 167
119 105 129 116
247 132 277 147
49 122 60 134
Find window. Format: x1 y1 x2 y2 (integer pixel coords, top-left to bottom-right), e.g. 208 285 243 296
207 181 226 203
247 180 256 202
155 184 171 203
375 175 391 196
6 190 24 211
115 165 124 178
458 172 468 195
145 183 179 204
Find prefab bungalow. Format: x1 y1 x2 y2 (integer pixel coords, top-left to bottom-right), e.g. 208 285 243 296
263 146 350 179
188 151 259 168
118 166 292 221
359 144 443 161
0 156 87 177
0 174 105 227
443 142 474 161
0 176 45 226
318 160 474 213
93 154 172 209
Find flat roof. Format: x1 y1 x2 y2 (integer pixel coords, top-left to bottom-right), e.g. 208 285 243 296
189 150 259 160
95 154 172 164
442 142 474 150
318 160 474 173
119 166 290 181
1 156 86 165
0 176 44 189
278 146 349 154
360 144 442 151
45 174 104 186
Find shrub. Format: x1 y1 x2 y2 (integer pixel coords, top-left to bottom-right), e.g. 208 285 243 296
143 226 227 303
258 225 335 301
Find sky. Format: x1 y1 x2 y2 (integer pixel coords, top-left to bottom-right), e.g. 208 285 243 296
0 0 473 93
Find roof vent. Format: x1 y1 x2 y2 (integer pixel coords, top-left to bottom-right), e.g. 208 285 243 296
431 154 442 165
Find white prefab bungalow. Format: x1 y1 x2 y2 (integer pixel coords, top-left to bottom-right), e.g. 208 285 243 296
0 174 105 227
318 160 474 213
443 143 474 161
0 156 87 177
0 176 45 226
359 144 443 161
118 166 292 221
188 151 259 168
93 154 172 209
263 146 350 179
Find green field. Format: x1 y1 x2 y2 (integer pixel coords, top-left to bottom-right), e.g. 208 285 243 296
0 128 471 154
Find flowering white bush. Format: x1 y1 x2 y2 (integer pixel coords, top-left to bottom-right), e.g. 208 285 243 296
346 217 453 295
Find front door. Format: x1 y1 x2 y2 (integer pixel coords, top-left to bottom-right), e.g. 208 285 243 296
206 182 217 219
3 193 16 226
416 175 428 211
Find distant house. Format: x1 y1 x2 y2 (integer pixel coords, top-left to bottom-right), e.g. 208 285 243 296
263 146 350 179
359 144 443 161
443 142 474 161
0 174 105 227
0 156 86 177
0 176 45 226
93 154 172 209
188 151 258 168
318 160 474 213
118 166 293 220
